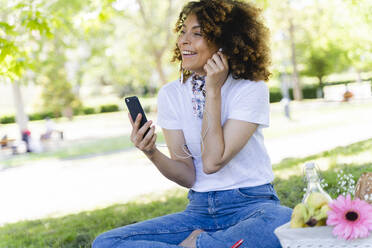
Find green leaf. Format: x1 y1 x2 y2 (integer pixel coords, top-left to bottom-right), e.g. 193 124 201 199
13 3 27 9
0 22 14 32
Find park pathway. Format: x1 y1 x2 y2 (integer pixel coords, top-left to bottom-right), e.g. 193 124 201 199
1 100 372 226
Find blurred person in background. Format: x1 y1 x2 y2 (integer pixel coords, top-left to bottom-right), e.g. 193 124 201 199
40 117 64 141
21 129 31 153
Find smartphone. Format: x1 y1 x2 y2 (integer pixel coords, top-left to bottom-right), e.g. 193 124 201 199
125 96 150 136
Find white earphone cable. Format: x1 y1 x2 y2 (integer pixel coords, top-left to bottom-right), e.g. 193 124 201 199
157 109 210 159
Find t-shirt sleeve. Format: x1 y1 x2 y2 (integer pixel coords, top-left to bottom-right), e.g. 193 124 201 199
157 87 181 130
227 81 270 128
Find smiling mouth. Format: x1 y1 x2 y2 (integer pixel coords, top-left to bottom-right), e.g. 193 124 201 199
182 50 197 56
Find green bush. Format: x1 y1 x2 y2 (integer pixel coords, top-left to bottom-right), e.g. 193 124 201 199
29 113 43 121
288 85 318 100
29 112 55 121
73 107 81 116
41 112 56 119
0 115 15 124
99 104 119 113
83 107 96 115
269 84 318 102
302 86 318 99
269 88 283 103
1 105 113 124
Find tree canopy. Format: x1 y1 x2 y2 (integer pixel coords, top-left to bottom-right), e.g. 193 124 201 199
1 0 371 114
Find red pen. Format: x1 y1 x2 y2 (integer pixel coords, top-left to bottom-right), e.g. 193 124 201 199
231 239 244 248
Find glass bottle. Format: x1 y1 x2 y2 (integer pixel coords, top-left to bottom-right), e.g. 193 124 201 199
302 162 332 203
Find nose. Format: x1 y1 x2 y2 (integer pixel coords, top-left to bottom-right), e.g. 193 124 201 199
178 32 190 46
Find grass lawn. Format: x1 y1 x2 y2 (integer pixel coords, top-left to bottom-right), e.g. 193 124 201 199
1 138 372 247
265 99 372 139
2 98 372 169
0 189 188 248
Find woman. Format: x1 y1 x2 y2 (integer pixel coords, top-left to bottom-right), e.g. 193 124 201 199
93 0 291 247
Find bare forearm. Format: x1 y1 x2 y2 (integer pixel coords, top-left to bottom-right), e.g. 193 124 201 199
201 90 225 173
144 148 195 188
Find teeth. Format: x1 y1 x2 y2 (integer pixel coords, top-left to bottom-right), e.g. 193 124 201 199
182 51 196 55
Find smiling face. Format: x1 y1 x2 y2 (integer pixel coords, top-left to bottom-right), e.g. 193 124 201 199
177 14 218 76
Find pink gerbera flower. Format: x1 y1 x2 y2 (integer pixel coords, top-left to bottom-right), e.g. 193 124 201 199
327 194 372 240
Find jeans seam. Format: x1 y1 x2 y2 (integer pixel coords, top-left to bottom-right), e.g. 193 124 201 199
235 188 273 199
119 227 199 241
214 208 264 230
195 209 264 247
196 231 203 248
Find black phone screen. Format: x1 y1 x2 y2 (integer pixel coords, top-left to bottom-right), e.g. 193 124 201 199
125 96 150 136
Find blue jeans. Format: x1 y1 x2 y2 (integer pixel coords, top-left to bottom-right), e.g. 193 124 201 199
92 184 292 248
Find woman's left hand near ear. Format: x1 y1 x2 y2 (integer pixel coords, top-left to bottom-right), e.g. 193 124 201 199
203 51 229 95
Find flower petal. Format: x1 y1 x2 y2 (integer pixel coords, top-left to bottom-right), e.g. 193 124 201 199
333 224 346 238
328 195 372 240
343 224 352 240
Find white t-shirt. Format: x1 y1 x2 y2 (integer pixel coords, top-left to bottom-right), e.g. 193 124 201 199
157 74 274 192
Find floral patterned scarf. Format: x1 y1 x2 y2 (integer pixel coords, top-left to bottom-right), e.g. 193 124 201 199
191 74 206 119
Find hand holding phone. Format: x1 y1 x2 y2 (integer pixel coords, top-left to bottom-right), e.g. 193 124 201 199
125 96 156 154
125 96 150 136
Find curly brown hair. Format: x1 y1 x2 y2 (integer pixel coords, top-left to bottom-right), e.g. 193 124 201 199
172 0 271 82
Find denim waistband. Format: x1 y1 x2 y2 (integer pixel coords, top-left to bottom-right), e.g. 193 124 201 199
187 183 278 213
189 183 274 198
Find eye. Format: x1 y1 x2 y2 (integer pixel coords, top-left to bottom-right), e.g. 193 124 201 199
194 32 202 36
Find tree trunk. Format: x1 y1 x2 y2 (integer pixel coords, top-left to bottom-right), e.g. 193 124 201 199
136 0 173 86
317 76 324 98
11 81 28 135
154 54 167 85
356 68 362 83
289 17 302 101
